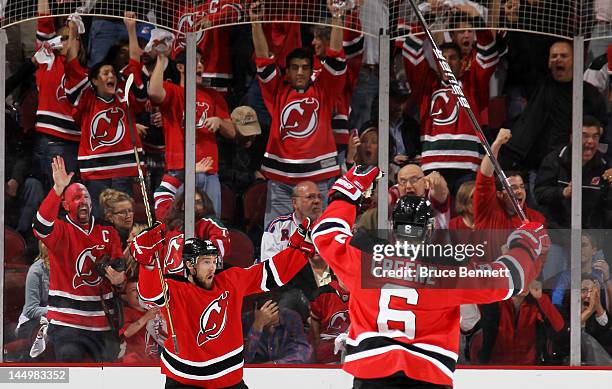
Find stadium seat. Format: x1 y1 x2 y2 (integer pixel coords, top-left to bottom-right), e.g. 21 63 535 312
19 88 38 133
4 227 26 266
242 181 267 232
132 182 152 224
225 229 255 268
220 184 236 227
486 96 507 130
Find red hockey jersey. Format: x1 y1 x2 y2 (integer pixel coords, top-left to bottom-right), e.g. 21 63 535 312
172 0 242 93
256 48 346 184
311 200 543 386
138 246 308 388
64 58 145 180
310 280 350 363
35 15 81 142
402 29 498 172
157 81 229 172
33 190 124 331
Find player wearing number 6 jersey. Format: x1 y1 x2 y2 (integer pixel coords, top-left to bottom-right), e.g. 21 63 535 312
312 165 550 388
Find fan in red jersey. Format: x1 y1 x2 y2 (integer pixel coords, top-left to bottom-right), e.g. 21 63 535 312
32 0 83 191
250 1 348 227
311 165 550 388
63 12 148 219
33 156 126 362
132 218 315 388
148 44 236 217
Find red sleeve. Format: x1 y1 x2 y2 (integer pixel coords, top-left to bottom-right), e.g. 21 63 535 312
160 81 180 115
343 10 364 86
471 30 498 109
32 189 63 247
311 200 363 290
536 293 565 332
224 246 309 297
402 30 436 102
255 56 282 114
64 58 90 107
195 218 230 259
154 174 182 223
36 14 56 49
138 263 167 307
474 170 498 227
315 47 347 98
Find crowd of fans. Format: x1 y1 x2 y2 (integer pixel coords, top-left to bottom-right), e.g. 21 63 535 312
3 0 612 367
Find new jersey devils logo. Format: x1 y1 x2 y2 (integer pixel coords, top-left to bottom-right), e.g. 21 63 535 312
195 102 210 129
175 13 205 50
164 234 185 274
328 310 350 333
56 76 68 101
430 89 459 126
197 291 230 346
72 245 104 289
280 98 320 141
90 107 126 150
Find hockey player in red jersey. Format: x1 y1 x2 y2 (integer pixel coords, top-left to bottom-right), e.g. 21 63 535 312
311 165 550 388
132 219 315 388
33 156 127 362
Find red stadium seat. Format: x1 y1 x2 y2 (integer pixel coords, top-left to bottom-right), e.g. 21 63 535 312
225 229 255 268
220 184 236 227
19 88 38 133
242 182 267 232
486 96 507 130
4 227 26 266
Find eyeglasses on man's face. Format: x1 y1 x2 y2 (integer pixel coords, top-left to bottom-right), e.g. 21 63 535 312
398 176 424 186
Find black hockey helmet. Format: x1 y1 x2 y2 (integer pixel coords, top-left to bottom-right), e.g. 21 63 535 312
392 195 434 241
183 238 223 269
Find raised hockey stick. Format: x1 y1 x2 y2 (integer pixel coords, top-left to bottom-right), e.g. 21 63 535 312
406 0 527 222
121 73 181 354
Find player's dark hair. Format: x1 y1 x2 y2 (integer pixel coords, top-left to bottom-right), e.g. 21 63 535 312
439 42 463 59
285 47 314 69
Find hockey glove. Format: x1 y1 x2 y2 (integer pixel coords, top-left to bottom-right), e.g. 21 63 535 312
506 221 550 260
288 217 315 257
130 222 165 265
328 165 383 204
